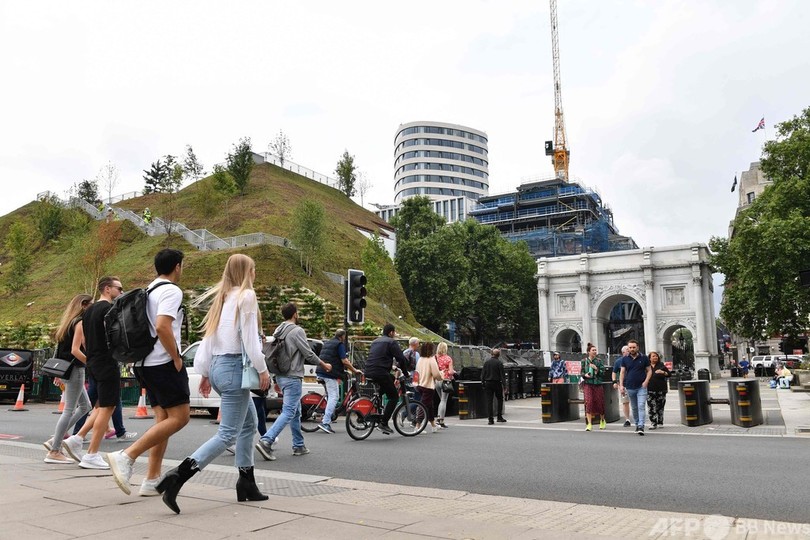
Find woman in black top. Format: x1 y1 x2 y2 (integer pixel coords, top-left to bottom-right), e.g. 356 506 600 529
646 351 670 430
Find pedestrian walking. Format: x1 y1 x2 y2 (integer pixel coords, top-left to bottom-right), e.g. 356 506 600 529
549 352 567 383
151 253 271 514
612 345 633 427
104 249 191 498
581 343 606 431
619 339 652 436
415 342 442 433
255 303 332 460
481 348 506 425
434 342 456 428
646 351 670 429
72 372 138 442
44 294 93 464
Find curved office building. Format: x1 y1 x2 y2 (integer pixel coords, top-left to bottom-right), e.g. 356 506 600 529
393 121 489 223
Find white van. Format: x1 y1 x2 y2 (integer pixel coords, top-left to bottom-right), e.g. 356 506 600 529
750 355 802 369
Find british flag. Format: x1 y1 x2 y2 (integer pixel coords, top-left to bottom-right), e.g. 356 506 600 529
752 117 765 132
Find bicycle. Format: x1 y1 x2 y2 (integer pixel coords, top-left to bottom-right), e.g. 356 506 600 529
300 374 361 433
345 372 428 440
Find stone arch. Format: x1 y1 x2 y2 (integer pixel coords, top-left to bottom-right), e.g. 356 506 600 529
593 292 645 355
661 322 695 369
552 327 582 353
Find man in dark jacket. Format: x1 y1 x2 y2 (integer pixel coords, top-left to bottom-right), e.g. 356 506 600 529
363 324 408 434
481 348 507 425
315 329 360 434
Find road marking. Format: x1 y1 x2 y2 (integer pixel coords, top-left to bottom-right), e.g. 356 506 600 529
0 434 22 440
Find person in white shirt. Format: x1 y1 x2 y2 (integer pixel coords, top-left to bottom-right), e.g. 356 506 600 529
106 249 190 497
159 253 270 514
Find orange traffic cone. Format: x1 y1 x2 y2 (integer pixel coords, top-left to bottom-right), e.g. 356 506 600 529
8 384 28 412
210 408 221 425
129 389 154 419
52 391 66 414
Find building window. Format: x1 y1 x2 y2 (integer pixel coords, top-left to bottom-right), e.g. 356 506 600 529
747 192 755 204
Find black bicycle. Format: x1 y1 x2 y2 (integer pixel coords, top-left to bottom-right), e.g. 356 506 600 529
345 373 428 440
300 375 361 433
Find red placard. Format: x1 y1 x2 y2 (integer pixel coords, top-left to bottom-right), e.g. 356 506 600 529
664 361 673 370
566 361 581 375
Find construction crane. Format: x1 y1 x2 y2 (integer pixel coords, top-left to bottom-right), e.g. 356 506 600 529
546 0 570 182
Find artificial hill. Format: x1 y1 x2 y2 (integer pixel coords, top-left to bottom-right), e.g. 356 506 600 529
0 163 423 346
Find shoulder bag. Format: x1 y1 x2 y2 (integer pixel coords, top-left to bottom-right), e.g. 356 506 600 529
41 356 75 379
239 317 261 391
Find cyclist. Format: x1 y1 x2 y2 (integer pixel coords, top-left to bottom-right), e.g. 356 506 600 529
315 329 361 434
363 324 409 435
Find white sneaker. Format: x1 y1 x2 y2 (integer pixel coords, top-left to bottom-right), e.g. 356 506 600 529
79 453 109 470
116 431 138 442
106 451 133 495
62 435 84 462
44 451 75 464
431 425 440 433
139 478 160 497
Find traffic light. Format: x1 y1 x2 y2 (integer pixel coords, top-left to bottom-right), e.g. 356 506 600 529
778 340 786 353
346 269 367 324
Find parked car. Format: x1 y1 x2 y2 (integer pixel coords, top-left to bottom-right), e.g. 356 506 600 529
750 355 802 370
181 338 325 418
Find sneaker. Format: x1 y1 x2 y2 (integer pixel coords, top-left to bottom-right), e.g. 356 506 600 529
431 425 440 433
496 417 507 423
439 423 449 429
624 420 632 427
376 423 393 435
106 450 133 495
585 423 592 432
44 452 74 464
649 424 657 430
634 426 640 433
139 478 160 497
43 438 54 452
255 439 276 461
292 446 310 456
488 419 494 425
79 453 110 470
638 427 645 436
104 429 116 440
599 419 606 430
62 435 84 462
116 432 138 442
317 423 335 434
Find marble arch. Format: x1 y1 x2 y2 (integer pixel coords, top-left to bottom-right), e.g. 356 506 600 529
536 244 719 375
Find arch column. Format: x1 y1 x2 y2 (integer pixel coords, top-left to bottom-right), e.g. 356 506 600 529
692 272 710 372
580 284 591 345
538 282 550 351
644 277 657 353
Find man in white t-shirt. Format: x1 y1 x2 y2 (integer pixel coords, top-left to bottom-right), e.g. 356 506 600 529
105 249 191 497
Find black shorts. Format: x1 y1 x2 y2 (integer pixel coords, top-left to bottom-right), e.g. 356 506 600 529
134 362 190 409
95 372 121 408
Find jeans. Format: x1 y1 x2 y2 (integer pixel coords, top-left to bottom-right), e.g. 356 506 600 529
73 374 126 436
252 396 267 436
435 381 450 420
322 377 340 427
52 368 92 445
261 376 304 448
626 387 648 428
190 355 258 469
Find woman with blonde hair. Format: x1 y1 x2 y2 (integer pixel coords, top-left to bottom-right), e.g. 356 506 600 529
44 294 93 463
434 342 456 429
158 254 270 514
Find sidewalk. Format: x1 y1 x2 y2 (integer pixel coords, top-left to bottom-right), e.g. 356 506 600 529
4 440 808 540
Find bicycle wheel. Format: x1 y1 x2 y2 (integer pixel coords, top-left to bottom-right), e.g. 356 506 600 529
393 400 427 436
300 403 325 432
345 398 375 441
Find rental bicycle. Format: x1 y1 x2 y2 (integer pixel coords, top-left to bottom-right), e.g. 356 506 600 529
300 374 361 433
345 372 428 440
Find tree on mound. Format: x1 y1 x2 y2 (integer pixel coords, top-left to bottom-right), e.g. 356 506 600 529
291 200 325 277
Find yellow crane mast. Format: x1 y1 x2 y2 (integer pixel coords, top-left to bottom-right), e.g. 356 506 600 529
547 0 570 181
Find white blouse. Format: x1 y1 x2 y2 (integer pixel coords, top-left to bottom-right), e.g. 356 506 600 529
193 288 267 377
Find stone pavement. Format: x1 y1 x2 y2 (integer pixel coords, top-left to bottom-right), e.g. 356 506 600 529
3 376 809 539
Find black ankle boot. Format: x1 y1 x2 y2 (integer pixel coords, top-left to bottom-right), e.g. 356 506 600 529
236 466 269 502
156 457 199 514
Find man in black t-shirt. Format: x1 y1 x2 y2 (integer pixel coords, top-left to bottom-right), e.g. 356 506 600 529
62 276 123 469
363 324 408 435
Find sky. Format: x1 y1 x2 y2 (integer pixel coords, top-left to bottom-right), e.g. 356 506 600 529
2 0 809 312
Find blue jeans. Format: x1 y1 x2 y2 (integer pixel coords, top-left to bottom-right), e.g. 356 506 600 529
190 355 258 469
322 377 340 427
261 376 303 448
626 387 648 428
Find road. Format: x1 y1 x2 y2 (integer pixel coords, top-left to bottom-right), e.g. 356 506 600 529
3 402 807 523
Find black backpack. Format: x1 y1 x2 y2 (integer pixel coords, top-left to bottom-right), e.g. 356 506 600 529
105 281 177 364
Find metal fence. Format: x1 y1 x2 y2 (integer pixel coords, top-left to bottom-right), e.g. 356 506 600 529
264 153 341 190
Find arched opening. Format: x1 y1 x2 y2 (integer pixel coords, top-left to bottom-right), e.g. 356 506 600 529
554 328 582 353
663 325 694 370
595 294 644 355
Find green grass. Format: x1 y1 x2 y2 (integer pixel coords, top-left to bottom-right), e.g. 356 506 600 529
0 164 422 338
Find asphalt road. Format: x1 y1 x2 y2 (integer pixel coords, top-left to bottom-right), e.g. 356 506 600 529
4 404 807 523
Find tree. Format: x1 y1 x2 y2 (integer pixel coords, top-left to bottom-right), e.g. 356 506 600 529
711 107 810 340
4 222 33 297
159 162 185 241
182 145 205 183
97 161 120 204
76 179 100 205
356 171 373 207
192 177 222 222
389 195 445 243
78 222 122 297
268 130 292 168
212 164 238 228
226 137 254 195
34 194 66 242
291 200 325 276
335 150 357 197
361 233 394 309
143 158 167 194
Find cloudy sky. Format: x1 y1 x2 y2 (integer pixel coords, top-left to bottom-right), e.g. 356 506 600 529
2 1 809 307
